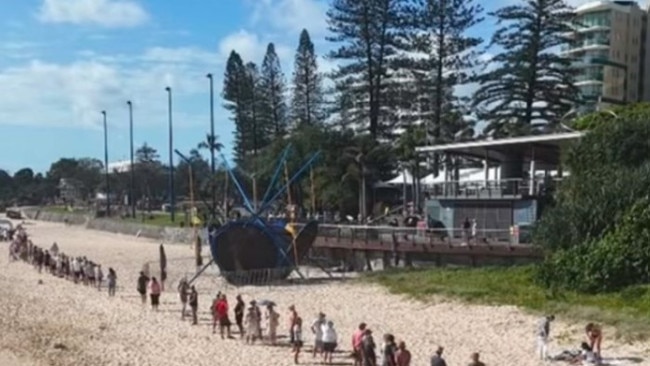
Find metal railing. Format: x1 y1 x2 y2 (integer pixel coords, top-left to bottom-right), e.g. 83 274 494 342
421 177 560 198
297 223 529 245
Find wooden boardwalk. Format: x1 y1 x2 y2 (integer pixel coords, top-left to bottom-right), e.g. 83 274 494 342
309 225 541 259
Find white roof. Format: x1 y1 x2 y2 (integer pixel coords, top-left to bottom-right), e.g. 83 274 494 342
384 171 415 185
108 160 132 173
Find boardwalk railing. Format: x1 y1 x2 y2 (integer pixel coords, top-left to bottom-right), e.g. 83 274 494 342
298 223 525 246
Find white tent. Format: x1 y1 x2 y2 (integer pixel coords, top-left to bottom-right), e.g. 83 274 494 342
462 167 500 182
384 170 415 185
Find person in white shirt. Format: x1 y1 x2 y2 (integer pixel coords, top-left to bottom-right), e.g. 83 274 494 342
537 315 555 360
321 321 338 364
311 312 326 357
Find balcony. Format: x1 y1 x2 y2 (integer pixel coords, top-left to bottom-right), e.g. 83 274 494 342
422 177 561 199
575 72 604 83
561 38 610 54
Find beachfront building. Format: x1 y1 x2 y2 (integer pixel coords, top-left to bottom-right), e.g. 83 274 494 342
415 132 583 241
563 0 650 112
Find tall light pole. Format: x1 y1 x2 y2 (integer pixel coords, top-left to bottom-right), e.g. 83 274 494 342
207 73 216 221
165 86 176 222
101 110 110 217
127 100 136 218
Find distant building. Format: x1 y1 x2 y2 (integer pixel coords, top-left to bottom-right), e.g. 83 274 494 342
58 178 82 203
563 1 650 112
108 160 132 173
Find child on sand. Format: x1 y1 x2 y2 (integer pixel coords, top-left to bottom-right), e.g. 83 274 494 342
189 286 198 325
292 316 303 364
361 329 377 366
585 323 603 358
149 277 161 311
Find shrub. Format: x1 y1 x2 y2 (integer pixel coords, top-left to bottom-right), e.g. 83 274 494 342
535 106 650 291
537 198 650 293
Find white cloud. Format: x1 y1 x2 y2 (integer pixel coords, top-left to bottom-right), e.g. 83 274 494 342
217 30 292 67
247 0 328 37
0 47 219 129
37 0 149 28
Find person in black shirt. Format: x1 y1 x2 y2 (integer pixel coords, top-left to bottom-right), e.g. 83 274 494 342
136 272 149 305
234 295 245 338
362 329 377 366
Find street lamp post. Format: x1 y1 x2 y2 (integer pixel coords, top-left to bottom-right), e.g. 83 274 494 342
102 110 110 217
207 73 216 221
165 87 176 223
127 101 136 218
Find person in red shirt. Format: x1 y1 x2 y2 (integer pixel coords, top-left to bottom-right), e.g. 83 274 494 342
395 341 411 366
214 294 232 339
352 323 367 366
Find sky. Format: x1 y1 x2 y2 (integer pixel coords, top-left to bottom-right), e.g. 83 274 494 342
0 0 630 174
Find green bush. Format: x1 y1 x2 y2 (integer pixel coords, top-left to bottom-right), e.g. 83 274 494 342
535 106 650 292
537 198 650 293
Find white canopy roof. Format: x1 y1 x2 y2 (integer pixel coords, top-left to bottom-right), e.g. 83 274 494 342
384 170 415 185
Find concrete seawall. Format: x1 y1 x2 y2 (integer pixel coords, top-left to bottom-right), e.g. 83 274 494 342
22 208 194 244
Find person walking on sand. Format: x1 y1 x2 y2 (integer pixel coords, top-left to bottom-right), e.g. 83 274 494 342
137 271 149 304
107 268 117 297
189 285 198 325
321 321 338 364
267 303 280 345
537 315 555 360
395 341 411 366
178 278 189 320
292 316 304 364
311 312 326 358
234 295 245 338
149 277 161 311
430 346 447 366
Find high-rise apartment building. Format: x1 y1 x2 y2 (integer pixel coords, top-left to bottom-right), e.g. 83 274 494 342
562 1 650 112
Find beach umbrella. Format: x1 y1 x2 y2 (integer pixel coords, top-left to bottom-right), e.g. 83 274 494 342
159 244 167 289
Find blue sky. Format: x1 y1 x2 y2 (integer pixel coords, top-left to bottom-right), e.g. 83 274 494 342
0 0 595 174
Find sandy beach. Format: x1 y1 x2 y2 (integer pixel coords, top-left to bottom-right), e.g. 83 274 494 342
0 217 648 366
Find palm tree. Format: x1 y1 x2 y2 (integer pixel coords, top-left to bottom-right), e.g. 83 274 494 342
342 135 390 220
395 126 427 211
197 133 225 219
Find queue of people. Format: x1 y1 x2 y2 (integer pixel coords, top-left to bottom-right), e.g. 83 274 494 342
9 227 117 296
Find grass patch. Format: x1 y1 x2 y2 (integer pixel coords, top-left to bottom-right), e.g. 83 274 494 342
121 213 180 227
42 205 84 214
365 266 650 341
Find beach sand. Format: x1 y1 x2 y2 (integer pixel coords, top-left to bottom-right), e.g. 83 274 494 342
0 217 648 366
